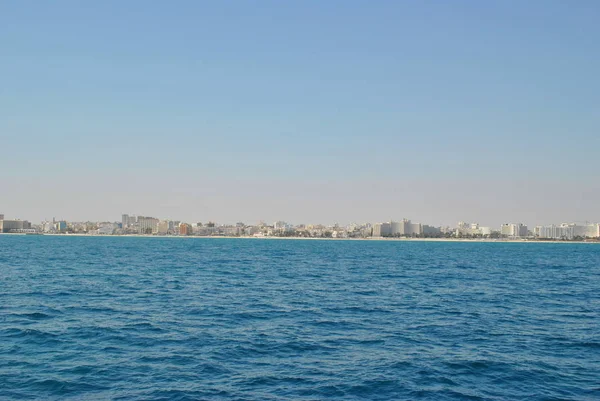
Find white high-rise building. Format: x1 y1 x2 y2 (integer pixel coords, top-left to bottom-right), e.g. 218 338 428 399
121 214 136 227
389 219 421 236
536 223 599 239
138 216 159 234
372 222 392 237
536 224 573 239
500 223 528 237
373 219 422 237
410 222 422 235
571 223 600 238
390 221 402 235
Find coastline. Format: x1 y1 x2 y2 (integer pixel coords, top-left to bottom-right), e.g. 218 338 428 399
1 232 598 244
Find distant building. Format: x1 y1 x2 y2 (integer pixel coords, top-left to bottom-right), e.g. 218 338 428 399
500 223 528 237
479 226 492 236
0 219 32 233
222 226 242 236
55 221 67 232
121 214 136 227
138 216 159 234
572 223 600 238
535 223 599 239
422 225 441 235
273 221 289 230
156 220 169 235
455 221 470 236
455 222 482 236
390 221 403 235
372 223 381 237
97 223 116 235
41 221 54 233
382 222 392 236
372 222 391 237
410 222 422 236
373 219 422 237
536 224 574 240
179 222 192 236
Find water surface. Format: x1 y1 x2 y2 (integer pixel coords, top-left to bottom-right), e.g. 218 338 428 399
1 236 599 400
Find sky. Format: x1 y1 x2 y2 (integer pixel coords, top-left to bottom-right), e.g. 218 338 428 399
1 1 599 227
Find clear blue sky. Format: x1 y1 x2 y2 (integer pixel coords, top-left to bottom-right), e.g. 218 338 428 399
1 1 599 227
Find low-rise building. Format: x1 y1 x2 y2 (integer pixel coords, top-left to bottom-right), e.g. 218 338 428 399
97 223 117 235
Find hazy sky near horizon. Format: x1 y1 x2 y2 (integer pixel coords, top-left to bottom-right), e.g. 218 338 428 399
2 1 599 227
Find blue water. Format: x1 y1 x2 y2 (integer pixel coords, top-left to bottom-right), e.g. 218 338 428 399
1 237 599 400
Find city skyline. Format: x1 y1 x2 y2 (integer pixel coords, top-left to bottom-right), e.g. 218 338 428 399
2 206 600 231
2 209 599 241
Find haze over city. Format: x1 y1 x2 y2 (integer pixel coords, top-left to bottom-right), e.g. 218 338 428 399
2 1 599 226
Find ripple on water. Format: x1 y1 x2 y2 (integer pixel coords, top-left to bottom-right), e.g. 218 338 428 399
0 237 599 400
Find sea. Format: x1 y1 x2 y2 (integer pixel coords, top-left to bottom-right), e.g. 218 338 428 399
0 236 599 400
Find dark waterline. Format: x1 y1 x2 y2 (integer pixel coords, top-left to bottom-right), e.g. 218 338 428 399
1 236 599 400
